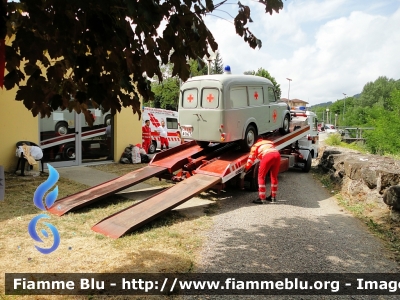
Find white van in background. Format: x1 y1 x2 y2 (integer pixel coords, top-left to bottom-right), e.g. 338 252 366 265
40 104 111 135
142 107 181 154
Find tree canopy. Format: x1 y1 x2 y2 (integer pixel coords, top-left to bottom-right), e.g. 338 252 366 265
311 76 400 155
210 51 223 74
245 67 281 98
1 0 284 124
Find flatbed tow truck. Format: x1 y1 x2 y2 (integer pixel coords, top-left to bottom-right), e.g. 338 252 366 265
48 121 317 239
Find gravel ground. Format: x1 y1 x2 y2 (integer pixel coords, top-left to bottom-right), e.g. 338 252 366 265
185 168 400 300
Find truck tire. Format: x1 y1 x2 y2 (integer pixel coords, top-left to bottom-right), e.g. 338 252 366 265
240 125 257 152
104 114 111 126
55 122 69 136
249 164 259 191
279 114 290 135
302 152 312 173
148 141 157 154
63 144 76 160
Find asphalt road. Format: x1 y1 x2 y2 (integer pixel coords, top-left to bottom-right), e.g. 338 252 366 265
191 167 399 299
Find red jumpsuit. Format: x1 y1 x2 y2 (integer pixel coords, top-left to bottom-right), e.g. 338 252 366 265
244 140 281 200
142 125 152 154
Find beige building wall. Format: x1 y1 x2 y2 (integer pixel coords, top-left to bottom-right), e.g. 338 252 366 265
0 87 40 172
0 86 142 171
1 35 141 170
113 107 142 160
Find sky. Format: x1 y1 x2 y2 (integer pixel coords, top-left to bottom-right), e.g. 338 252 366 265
202 0 400 106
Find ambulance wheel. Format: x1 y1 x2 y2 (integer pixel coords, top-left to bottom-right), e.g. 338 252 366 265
148 141 157 154
279 114 291 135
196 141 210 148
240 125 257 152
302 152 312 173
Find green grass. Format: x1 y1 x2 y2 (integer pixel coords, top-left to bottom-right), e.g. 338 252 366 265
0 168 215 300
324 133 369 153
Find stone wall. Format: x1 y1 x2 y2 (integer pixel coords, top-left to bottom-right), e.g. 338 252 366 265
317 146 400 219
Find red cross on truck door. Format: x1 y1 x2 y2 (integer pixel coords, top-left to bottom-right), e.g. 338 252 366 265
182 89 198 108
202 88 219 109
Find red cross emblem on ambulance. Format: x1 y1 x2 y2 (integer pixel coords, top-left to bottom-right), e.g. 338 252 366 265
254 91 259 100
272 109 277 122
206 94 214 103
187 94 194 103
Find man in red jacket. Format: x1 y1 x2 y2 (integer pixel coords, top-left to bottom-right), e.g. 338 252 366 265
142 120 152 154
241 139 281 204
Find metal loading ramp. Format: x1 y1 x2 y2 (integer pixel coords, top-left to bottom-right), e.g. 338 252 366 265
91 174 221 238
48 166 166 216
47 141 206 217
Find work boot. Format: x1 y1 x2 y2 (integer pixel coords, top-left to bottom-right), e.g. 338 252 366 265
266 195 277 203
252 198 267 204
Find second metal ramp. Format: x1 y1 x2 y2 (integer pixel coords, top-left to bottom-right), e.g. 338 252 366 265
48 166 166 216
91 174 221 238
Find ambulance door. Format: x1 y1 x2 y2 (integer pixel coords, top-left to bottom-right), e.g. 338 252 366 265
197 87 222 142
180 88 199 140
166 117 180 147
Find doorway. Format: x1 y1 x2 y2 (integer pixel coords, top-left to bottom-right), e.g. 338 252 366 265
39 107 112 168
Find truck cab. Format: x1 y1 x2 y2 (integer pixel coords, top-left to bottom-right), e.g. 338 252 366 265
290 109 319 159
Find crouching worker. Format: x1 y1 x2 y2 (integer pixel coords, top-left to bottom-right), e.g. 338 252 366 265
16 144 43 176
132 144 149 163
240 139 281 204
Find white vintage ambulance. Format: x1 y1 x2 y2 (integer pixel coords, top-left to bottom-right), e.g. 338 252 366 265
178 74 291 150
142 107 181 154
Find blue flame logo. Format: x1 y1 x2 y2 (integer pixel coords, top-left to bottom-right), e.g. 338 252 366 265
28 214 61 254
28 164 61 254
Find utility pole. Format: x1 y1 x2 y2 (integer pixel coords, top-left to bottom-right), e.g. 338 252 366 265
286 78 292 108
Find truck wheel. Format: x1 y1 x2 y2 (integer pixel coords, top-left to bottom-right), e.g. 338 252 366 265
196 141 210 148
279 114 290 135
104 115 111 126
302 152 312 172
63 144 76 160
55 122 68 136
148 141 157 154
240 125 257 152
249 164 259 191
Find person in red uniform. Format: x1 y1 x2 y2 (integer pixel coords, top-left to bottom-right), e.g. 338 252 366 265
240 139 281 204
142 120 152 154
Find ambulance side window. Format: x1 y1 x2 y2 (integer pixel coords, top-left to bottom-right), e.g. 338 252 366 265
166 118 178 129
268 87 277 103
230 86 248 108
248 86 264 106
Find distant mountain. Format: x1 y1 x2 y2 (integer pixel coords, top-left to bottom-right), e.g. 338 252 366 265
310 93 360 109
310 102 333 109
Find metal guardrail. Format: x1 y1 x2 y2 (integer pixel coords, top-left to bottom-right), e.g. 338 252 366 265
336 127 374 141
